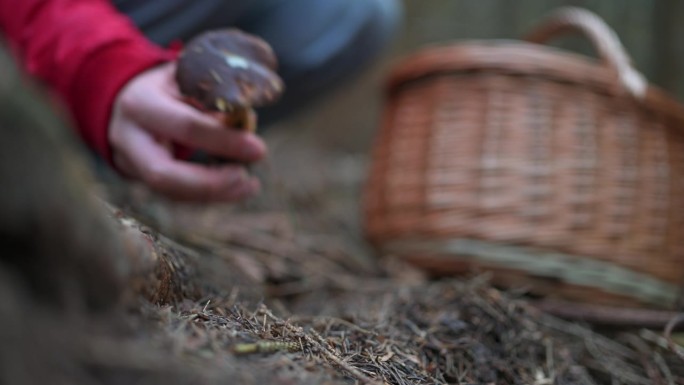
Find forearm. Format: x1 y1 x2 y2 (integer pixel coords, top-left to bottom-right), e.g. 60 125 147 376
0 0 173 161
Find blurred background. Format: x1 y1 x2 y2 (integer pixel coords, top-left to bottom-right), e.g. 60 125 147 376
269 0 684 151
262 0 684 238
398 0 683 99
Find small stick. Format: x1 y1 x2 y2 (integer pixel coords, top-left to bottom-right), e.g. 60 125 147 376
640 329 684 362
202 300 211 313
309 329 382 385
232 340 302 355
256 306 380 385
288 315 378 336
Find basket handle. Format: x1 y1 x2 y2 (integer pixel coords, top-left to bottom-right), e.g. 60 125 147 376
523 7 647 98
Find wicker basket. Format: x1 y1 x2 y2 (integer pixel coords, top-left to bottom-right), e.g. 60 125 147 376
364 7 684 312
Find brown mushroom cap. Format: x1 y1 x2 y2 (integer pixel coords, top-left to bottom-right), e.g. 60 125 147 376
175 29 284 112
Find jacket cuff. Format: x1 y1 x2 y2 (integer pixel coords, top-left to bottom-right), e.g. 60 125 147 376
69 41 174 164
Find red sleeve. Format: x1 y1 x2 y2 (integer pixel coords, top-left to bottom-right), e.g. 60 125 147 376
0 0 174 162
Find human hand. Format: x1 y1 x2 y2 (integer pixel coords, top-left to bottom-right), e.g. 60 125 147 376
109 62 267 202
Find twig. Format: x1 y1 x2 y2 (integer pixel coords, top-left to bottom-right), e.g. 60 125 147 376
255 305 381 384
640 329 684 362
289 315 378 336
232 340 302 355
664 314 684 342
310 329 381 385
653 352 676 385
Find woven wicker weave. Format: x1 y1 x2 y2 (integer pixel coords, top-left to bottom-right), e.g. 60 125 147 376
364 7 684 310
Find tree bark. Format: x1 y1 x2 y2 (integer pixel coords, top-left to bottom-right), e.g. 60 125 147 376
0 46 192 309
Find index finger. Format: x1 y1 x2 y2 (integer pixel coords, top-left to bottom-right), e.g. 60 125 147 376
117 125 260 202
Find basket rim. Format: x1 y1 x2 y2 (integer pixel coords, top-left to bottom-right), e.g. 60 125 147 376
387 40 684 123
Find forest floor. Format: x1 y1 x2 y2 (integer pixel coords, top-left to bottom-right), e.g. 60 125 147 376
5 131 684 385
2 44 684 384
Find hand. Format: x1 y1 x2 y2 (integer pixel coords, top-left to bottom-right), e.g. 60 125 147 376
109 62 267 202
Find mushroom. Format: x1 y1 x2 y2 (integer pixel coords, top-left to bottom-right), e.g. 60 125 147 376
175 29 284 132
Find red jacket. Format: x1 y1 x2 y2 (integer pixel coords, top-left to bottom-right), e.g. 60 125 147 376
0 0 173 162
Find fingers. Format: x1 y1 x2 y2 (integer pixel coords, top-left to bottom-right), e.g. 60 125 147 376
144 97 267 162
112 124 260 202
117 65 267 162
110 63 267 202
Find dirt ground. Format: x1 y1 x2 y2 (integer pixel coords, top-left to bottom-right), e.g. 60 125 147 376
4 175 684 385
4 115 684 385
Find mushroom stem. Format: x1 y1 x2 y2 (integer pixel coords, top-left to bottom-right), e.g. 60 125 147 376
223 107 257 133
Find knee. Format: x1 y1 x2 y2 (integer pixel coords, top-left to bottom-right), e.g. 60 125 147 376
253 0 402 123
329 0 403 61
357 0 402 47
367 0 403 49
272 0 403 76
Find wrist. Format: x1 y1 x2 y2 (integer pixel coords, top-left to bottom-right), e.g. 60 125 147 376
70 41 174 164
